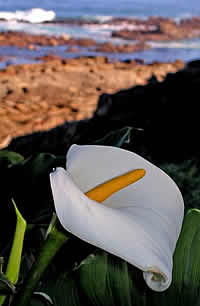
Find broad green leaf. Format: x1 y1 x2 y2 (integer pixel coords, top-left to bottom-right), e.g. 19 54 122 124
53 209 200 306
93 127 132 147
24 209 200 306
168 209 200 305
148 209 200 306
78 251 146 306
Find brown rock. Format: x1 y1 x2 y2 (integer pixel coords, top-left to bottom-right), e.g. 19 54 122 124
94 41 151 53
78 38 96 47
95 42 117 53
36 54 62 62
111 16 200 41
0 57 184 146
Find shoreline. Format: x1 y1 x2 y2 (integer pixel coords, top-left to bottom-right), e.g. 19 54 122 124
1 16 200 41
0 30 199 70
0 31 151 53
0 56 184 148
0 16 200 49
0 15 198 149
0 15 200 69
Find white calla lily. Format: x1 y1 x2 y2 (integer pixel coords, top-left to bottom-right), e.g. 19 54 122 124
50 144 184 292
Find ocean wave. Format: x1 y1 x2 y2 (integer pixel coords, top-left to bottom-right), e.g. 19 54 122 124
83 22 157 32
80 15 114 23
174 13 198 23
0 8 56 23
149 40 200 49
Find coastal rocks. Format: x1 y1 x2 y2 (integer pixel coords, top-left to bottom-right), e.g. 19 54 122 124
111 17 200 41
35 54 62 62
0 31 70 48
93 41 151 53
77 38 97 47
0 16 200 53
0 31 151 54
0 57 183 148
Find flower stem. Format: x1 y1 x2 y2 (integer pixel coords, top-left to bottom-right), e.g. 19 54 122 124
15 214 69 306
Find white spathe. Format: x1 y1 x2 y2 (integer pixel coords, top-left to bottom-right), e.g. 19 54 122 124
50 144 184 292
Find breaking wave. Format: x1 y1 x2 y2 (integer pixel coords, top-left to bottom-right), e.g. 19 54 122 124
0 8 56 23
80 15 114 23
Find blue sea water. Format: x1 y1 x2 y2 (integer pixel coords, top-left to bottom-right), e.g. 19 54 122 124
0 0 199 19
0 0 200 64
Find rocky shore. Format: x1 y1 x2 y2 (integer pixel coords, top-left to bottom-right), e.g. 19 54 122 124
0 56 183 148
0 31 151 53
42 16 200 42
5 59 200 164
0 16 200 54
111 16 200 41
62 16 200 42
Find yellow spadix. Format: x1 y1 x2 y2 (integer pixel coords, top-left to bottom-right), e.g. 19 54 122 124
85 168 146 203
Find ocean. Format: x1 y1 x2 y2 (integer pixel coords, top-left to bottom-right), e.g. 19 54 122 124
0 0 200 20
0 0 200 65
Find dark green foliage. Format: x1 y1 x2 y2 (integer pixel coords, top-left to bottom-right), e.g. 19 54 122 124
30 210 200 306
93 127 132 147
0 151 24 167
0 274 15 295
1 126 200 306
160 160 200 211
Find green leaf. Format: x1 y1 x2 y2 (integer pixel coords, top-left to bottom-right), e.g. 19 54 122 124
6 200 27 285
0 200 26 306
38 271 82 306
93 127 132 147
16 214 69 306
78 251 146 306
0 151 24 167
147 209 200 306
168 209 200 305
48 210 200 306
26 207 200 306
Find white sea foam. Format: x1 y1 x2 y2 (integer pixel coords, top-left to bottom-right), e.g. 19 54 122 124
83 23 157 32
81 15 114 23
149 40 200 49
0 8 56 23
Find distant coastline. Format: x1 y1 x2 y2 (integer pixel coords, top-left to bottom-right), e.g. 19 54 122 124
0 10 200 67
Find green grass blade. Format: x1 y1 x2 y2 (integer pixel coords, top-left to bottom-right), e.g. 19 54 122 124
0 199 26 306
16 214 69 306
6 199 26 284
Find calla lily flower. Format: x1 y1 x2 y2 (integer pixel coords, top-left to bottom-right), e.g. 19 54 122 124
50 144 184 292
